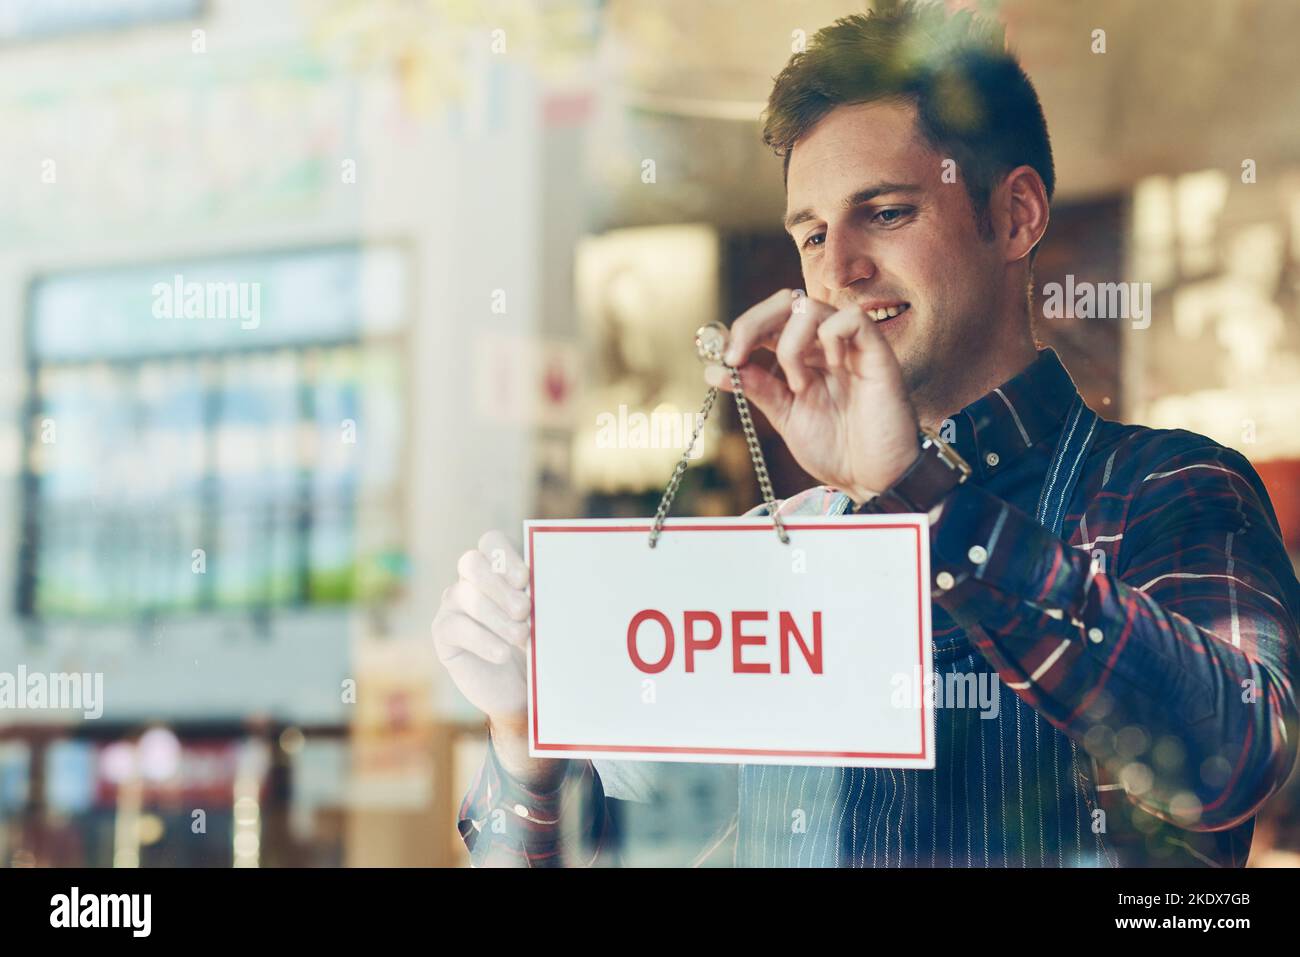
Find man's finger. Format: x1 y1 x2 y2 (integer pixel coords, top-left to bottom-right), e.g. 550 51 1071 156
433 611 516 665
816 305 864 369
717 330 829 368
723 288 801 367
817 304 898 378
450 578 530 648
458 548 530 622
477 530 529 590
774 305 824 394
703 360 794 429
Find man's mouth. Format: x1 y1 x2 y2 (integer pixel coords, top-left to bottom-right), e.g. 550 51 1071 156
863 302 910 323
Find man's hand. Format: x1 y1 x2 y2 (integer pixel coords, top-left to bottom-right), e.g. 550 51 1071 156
432 529 568 790
704 289 920 503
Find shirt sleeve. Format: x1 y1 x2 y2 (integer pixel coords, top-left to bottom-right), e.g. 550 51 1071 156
456 726 620 867
864 439 1300 833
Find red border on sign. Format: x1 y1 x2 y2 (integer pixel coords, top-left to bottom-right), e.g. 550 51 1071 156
527 520 928 761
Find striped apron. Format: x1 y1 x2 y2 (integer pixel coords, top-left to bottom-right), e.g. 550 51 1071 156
733 396 1113 867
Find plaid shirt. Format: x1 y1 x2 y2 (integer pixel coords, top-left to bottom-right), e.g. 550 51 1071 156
457 348 1300 867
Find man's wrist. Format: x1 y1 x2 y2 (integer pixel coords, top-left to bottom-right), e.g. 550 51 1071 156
847 460 914 509
861 428 971 513
488 717 569 794
847 443 924 508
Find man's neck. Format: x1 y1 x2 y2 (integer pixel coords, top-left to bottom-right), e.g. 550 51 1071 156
913 336 1039 431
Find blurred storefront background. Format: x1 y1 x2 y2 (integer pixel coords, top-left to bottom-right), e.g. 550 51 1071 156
1 0 1299 867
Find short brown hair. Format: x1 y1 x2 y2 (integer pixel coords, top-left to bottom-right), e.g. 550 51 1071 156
762 0 1055 240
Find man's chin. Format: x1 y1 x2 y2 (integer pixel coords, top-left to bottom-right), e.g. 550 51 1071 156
866 309 935 398
894 344 932 400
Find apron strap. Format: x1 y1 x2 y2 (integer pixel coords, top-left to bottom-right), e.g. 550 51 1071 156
1032 392 1115 864
1035 394 1100 537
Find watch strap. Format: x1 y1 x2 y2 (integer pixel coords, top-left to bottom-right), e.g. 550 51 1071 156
861 429 971 513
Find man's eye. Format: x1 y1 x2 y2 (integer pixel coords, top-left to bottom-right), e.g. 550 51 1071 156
873 207 911 225
802 232 824 250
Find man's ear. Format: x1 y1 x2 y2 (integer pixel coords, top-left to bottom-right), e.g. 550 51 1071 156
998 165 1050 264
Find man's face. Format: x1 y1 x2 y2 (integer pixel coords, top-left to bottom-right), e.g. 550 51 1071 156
783 98 1004 397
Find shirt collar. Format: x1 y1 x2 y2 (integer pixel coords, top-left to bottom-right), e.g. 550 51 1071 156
945 347 1080 481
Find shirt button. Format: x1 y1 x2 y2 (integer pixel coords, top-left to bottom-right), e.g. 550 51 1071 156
936 571 955 590
512 803 531 818
1088 627 1104 644
985 452 1000 468
968 545 988 564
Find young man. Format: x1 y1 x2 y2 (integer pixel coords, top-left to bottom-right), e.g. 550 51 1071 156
435 1 1299 866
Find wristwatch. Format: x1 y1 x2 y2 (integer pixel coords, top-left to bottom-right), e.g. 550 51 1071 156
860 426 972 513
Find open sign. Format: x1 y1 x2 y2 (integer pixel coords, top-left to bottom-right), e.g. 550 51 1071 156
624 609 824 675
523 515 934 768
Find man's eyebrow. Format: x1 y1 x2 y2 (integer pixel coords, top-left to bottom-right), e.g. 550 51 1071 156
782 182 923 234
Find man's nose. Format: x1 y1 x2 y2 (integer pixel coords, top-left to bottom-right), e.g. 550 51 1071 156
822 228 877 291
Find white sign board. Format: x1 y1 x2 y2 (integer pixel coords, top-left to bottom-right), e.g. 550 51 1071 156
523 514 934 768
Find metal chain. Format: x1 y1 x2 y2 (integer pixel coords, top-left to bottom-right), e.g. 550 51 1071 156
728 364 789 544
648 360 789 548
647 385 718 549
